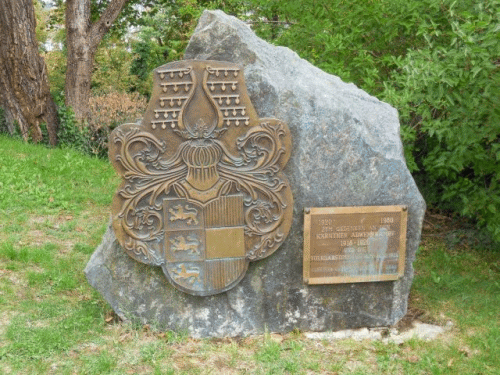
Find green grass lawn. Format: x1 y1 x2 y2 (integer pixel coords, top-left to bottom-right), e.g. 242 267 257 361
0 134 499 374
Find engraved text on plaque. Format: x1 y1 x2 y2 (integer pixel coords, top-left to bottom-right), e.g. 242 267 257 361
303 206 407 284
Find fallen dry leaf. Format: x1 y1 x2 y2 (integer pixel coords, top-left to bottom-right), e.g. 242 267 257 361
269 333 284 343
408 355 420 363
459 346 472 357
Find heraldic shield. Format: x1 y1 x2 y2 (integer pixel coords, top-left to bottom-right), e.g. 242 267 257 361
109 60 293 296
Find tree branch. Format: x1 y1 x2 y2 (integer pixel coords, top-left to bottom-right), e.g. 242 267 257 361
89 0 129 50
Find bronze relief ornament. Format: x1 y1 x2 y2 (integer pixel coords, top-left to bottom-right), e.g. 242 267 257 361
109 60 293 296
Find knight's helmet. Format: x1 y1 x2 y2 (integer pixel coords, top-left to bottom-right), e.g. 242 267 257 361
176 66 226 192
181 136 223 191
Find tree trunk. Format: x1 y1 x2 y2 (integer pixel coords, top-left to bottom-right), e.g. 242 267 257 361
0 0 59 145
65 0 129 122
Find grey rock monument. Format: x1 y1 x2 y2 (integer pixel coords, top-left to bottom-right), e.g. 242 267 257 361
85 10 425 338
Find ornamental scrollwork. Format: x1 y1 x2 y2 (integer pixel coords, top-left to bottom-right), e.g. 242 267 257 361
109 60 293 296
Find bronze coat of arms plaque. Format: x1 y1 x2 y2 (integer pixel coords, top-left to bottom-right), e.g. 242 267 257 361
303 206 407 284
109 60 293 296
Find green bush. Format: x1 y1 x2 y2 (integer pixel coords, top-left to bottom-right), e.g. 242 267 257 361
54 96 90 154
248 0 500 241
93 42 138 94
247 0 426 94
382 0 500 241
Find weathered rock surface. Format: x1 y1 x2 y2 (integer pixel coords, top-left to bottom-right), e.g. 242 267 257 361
85 10 425 338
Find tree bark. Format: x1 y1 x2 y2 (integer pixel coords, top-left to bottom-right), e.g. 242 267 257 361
65 0 129 122
0 0 59 145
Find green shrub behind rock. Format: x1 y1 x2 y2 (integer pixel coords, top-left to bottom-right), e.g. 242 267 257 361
383 0 500 241
249 0 500 242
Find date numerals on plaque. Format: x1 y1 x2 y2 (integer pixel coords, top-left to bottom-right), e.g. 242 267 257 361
303 206 408 284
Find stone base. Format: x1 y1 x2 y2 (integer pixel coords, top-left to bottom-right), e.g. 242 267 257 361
85 10 425 338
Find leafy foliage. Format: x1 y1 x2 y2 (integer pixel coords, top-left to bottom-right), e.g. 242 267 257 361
247 0 425 94
129 1 208 96
93 42 139 94
49 91 147 158
44 49 67 95
382 0 500 241
55 96 91 154
34 0 50 49
247 0 500 241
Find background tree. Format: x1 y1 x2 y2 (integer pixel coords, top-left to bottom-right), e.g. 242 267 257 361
0 0 59 145
64 0 129 122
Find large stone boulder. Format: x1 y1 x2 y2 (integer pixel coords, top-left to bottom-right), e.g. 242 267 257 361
85 10 425 338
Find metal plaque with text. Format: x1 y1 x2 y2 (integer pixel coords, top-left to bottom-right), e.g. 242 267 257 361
303 206 407 284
